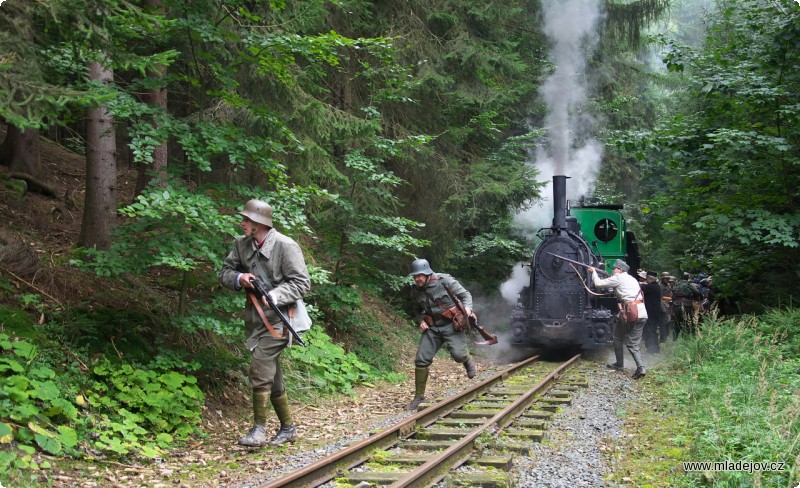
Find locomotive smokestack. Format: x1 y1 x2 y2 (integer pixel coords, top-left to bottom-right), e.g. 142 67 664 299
552 175 569 229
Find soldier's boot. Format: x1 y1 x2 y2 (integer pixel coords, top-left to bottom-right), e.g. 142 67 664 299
238 424 268 447
267 391 297 446
238 389 270 447
405 366 429 411
463 357 476 379
607 344 624 371
267 425 297 446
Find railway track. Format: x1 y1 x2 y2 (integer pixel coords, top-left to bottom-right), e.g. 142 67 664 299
259 354 586 488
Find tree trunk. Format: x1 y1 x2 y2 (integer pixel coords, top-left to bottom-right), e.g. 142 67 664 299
0 125 41 176
178 269 189 316
135 0 169 196
79 58 117 250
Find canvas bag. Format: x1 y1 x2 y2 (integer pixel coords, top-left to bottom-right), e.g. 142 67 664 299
619 291 642 326
289 299 312 334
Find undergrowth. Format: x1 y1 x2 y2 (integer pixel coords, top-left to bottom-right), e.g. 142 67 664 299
616 308 800 487
0 275 413 486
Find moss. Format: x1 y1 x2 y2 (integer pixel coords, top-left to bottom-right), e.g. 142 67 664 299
611 366 693 487
0 304 38 339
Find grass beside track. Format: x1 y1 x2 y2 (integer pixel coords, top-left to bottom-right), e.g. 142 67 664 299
613 308 800 487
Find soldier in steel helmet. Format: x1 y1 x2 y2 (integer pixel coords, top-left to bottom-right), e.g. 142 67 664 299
671 272 703 337
406 258 476 410
587 259 648 379
218 199 311 447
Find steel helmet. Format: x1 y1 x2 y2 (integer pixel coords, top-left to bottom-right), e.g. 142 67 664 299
239 199 273 227
409 258 434 276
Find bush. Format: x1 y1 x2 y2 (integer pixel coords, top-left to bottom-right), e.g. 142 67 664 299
87 359 204 442
0 331 206 475
669 310 800 487
283 327 380 395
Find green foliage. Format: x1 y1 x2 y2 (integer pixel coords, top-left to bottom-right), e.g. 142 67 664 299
308 284 410 374
283 328 377 395
72 179 327 334
668 310 800 487
0 329 206 468
0 305 37 340
450 219 531 291
0 333 81 470
173 294 244 339
74 182 239 276
0 0 175 128
314 143 431 289
614 0 800 308
51 307 157 362
86 358 204 449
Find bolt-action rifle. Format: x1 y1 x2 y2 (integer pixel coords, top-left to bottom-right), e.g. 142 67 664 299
547 252 610 278
248 277 306 347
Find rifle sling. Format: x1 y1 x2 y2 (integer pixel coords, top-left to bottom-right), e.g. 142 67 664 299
443 285 466 315
248 291 283 339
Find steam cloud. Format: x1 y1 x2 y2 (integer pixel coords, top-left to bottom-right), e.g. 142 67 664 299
505 0 605 302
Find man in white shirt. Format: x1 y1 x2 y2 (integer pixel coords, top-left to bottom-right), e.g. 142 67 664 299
587 259 648 379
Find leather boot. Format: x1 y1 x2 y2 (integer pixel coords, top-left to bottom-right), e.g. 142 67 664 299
267 425 297 446
238 390 270 447
629 347 645 377
463 357 476 379
405 396 425 411
238 424 268 447
405 366 428 410
607 343 624 370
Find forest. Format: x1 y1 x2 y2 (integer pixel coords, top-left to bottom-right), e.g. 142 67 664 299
1 0 799 485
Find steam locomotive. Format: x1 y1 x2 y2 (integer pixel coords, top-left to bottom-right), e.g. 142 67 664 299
510 175 640 350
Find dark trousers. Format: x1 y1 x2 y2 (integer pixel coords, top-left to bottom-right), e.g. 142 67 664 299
659 315 671 343
249 334 289 392
643 316 662 353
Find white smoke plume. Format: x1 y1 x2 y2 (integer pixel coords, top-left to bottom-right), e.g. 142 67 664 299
505 0 605 304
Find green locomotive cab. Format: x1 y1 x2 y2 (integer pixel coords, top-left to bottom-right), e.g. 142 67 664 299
569 204 640 275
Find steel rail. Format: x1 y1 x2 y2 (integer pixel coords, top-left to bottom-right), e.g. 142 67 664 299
259 354 543 488
389 353 581 487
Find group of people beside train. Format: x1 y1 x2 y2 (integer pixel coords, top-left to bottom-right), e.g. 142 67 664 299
587 262 713 380
638 269 712 351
